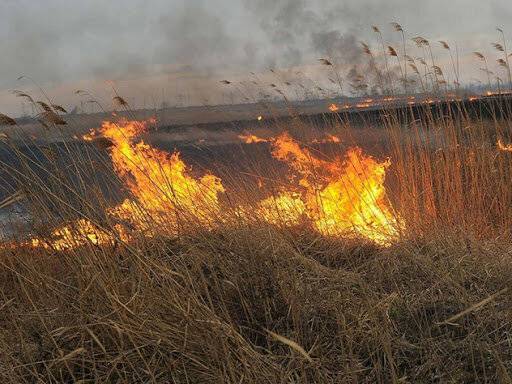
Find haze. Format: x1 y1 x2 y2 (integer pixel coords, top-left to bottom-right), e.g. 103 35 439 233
1 0 510 115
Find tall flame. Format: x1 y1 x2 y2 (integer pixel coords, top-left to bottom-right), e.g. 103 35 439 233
261 132 400 244
100 119 225 233
21 119 400 250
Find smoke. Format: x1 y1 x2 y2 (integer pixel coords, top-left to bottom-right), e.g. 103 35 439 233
1 0 511 115
311 31 363 66
154 3 237 74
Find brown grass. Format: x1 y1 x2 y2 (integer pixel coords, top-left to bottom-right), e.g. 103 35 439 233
1 25 512 383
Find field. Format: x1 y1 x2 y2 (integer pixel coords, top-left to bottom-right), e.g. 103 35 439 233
2 31 512 382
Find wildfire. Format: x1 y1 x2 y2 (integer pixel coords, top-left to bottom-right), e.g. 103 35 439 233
328 103 339 112
99 119 225 233
257 192 306 226
497 139 512 152
238 134 268 144
264 132 400 244
235 132 401 242
18 117 401 250
25 118 226 249
30 219 112 251
327 134 341 143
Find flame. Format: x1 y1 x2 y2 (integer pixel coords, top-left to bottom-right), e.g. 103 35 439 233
497 139 512 152
326 134 341 143
27 118 225 249
328 103 339 112
100 119 225 233
257 192 306 226
238 134 268 143
260 132 401 244
30 219 112 251
18 117 401 250
257 115 263 121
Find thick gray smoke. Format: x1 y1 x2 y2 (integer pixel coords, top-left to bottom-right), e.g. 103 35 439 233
0 0 510 114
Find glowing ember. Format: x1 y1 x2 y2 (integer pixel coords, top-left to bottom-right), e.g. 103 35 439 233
497 139 512 152
238 134 268 143
328 103 339 112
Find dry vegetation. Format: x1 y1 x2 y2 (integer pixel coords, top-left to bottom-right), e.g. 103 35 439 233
1 25 512 383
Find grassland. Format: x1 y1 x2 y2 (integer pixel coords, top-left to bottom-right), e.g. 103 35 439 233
1 27 512 383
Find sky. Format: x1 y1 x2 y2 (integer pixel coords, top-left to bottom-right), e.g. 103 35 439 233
1 0 511 115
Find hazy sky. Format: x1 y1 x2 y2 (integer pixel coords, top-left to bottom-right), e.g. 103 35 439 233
1 0 511 115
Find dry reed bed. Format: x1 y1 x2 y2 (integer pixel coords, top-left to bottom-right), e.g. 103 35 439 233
1 228 512 382
2 24 512 382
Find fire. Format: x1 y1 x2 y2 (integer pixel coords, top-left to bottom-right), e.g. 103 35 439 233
30 219 112 251
259 132 401 244
328 103 339 112
17 117 400 250
238 134 268 143
257 192 306 226
26 118 225 249
326 134 341 143
497 139 512 152
99 119 225 233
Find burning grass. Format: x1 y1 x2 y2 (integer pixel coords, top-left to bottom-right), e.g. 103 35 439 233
2 26 512 383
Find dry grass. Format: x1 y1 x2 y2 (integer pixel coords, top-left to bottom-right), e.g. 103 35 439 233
0 102 511 382
1 228 512 382
2 26 512 383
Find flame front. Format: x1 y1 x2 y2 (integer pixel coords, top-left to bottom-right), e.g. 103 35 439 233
264 132 400 244
22 118 400 250
101 119 225 235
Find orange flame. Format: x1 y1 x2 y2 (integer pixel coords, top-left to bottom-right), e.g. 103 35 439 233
257 192 306 226
326 134 341 143
497 139 512 152
100 119 225 233
260 132 401 244
238 134 268 143
27 119 225 249
328 103 339 112
22 118 400 249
